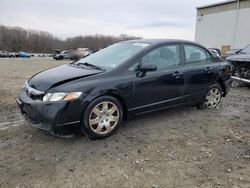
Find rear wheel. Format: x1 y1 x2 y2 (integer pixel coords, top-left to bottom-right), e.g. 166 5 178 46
81 96 123 139
199 84 222 109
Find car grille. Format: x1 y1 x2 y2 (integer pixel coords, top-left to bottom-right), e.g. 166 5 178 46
26 90 44 100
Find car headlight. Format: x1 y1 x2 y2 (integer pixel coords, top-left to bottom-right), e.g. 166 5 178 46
43 92 82 102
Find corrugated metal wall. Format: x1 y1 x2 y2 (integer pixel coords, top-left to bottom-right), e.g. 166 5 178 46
235 8 250 48
195 0 250 49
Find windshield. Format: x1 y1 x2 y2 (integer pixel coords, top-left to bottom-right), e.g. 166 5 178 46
76 42 149 69
241 44 250 53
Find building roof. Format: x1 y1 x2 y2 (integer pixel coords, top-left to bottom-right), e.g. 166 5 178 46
197 0 237 9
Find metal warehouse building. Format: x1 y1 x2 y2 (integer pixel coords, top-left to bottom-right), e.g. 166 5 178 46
195 0 250 52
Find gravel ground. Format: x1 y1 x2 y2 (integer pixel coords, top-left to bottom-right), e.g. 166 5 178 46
0 57 249 188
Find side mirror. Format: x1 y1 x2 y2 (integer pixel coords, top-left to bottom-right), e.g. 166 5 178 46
140 63 157 72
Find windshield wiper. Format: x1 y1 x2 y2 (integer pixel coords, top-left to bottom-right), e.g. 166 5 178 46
77 62 105 71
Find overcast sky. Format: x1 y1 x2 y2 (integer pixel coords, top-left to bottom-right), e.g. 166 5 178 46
0 0 223 40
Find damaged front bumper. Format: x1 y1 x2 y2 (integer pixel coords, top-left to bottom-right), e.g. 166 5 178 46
16 89 86 135
231 76 250 84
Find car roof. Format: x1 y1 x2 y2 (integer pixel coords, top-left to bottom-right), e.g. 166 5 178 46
122 39 199 46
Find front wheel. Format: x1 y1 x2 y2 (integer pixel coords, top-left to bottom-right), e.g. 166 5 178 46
198 84 222 109
81 96 123 139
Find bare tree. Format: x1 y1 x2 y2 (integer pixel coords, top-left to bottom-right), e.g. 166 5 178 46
0 25 141 53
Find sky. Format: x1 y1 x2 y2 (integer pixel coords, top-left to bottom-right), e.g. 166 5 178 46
0 0 223 40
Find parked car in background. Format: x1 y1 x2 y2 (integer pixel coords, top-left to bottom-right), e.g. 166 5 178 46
10 52 18 57
53 50 71 60
70 48 92 60
18 51 31 58
209 49 220 57
226 44 250 86
209 48 221 57
53 48 92 60
0 50 15 58
53 49 62 59
17 39 232 139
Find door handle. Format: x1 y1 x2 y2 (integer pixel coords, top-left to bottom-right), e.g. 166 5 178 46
171 71 181 78
205 67 212 73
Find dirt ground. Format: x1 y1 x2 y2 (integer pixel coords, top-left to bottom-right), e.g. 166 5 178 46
0 57 249 188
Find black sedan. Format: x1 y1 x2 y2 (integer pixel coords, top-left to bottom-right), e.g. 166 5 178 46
17 39 232 139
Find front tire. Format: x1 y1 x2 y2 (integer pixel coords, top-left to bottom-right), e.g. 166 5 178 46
198 84 222 109
81 96 123 139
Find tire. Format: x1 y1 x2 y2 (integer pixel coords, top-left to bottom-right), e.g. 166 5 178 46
198 84 222 109
56 56 63 60
81 96 123 139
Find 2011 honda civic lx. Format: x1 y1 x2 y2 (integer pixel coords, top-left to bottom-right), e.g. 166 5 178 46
16 39 232 139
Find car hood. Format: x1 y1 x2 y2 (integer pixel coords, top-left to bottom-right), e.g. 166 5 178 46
28 64 103 91
226 54 250 62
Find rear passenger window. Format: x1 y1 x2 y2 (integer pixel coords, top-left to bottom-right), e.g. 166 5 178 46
184 45 211 64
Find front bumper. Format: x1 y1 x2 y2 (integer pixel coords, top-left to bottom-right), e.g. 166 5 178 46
231 76 250 84
16 89 87 135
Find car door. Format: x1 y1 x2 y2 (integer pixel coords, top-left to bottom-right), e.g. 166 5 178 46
128 44 185 114
182 44 218 102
